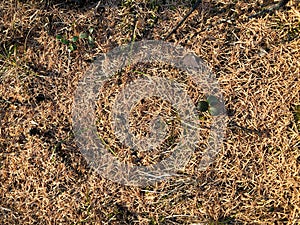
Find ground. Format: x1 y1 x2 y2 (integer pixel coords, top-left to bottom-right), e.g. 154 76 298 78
0 0 299 224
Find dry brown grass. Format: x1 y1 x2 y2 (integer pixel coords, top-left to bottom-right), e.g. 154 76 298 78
0 0 300 224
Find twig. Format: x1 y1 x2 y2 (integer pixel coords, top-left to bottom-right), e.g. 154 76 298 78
249 0 290 18
0 206 12 212
164 0 202 40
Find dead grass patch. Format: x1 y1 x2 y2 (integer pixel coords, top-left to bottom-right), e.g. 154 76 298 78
0 0 299 224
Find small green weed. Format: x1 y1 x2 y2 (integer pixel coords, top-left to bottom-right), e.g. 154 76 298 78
0 43 17 66
293 104 300 132
197 95 223 116
56 27 95 52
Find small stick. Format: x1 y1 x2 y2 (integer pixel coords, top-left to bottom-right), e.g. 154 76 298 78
0 206 12 212
164 0 290 39
164 0 202 40
249 0 290 18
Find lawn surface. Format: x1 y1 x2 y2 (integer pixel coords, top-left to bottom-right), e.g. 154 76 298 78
0 0 299 224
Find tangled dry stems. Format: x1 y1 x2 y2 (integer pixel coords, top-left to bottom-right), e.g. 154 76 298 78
0 0 299 224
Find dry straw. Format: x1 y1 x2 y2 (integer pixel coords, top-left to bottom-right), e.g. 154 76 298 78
0 0 299 224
